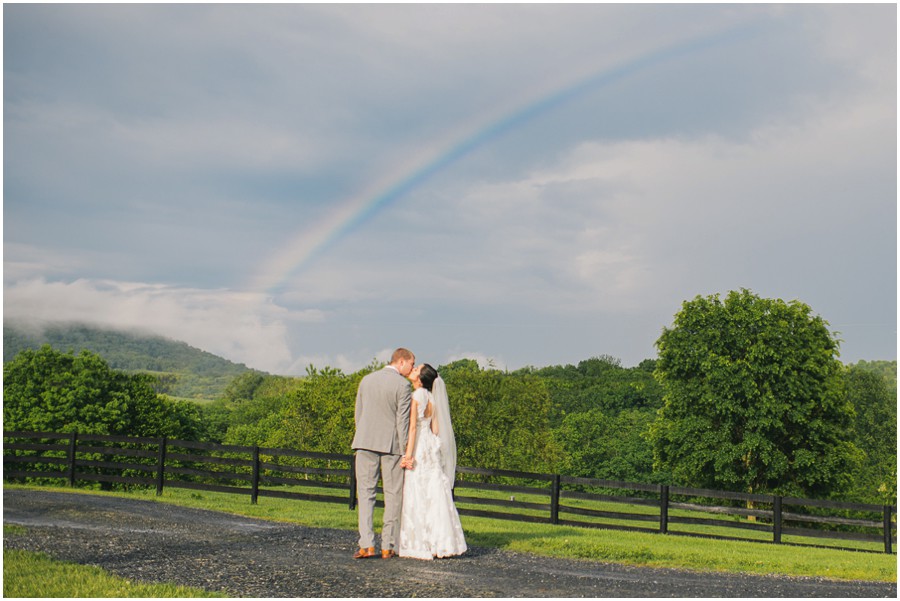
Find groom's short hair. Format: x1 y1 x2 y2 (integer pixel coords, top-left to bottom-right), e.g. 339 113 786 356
391 348 414 364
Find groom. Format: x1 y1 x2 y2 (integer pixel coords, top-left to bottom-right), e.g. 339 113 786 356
351 347 415 559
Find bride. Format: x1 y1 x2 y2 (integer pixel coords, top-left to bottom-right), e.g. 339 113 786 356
398 363 467 560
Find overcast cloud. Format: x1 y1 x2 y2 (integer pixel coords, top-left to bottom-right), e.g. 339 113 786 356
4 4 896 374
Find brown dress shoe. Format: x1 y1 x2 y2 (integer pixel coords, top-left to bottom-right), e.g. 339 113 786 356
381 549 397 559
353 547 376 559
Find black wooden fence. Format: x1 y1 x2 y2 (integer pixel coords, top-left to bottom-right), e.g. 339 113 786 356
4 430 895 554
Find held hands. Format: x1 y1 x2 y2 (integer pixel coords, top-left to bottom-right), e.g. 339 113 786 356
401 455 415 470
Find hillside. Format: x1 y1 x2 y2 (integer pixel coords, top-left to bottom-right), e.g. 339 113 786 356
3 321 259 401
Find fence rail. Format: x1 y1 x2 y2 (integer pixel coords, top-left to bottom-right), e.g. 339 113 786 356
3 430 895 554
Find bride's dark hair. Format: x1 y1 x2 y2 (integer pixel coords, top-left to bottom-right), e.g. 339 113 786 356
418 364 438 392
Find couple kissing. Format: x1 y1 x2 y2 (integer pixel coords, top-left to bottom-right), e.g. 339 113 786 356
351 347 467 560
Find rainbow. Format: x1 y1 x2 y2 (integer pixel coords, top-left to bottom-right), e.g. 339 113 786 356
249 22 757 295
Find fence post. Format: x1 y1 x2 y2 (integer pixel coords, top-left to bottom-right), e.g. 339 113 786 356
349 453 357 510
66 431 78 487
884 506 894 554
251 446 260 505
659 484 669 534
550 474 561 524
773 496 782 544
155 437 167 496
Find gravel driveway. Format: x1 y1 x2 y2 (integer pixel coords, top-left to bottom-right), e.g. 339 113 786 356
3 489 896 597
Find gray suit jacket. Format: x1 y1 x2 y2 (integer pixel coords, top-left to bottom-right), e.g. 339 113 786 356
351 366 412 455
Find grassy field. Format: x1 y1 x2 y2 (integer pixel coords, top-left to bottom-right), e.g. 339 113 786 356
3 524 220 597
4 483 896 584
452 485 891 553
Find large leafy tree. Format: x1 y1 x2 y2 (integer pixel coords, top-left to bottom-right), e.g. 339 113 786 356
3 345 202 439
650 289 860 498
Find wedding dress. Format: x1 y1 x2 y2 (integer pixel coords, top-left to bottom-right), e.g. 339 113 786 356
398 382 467 560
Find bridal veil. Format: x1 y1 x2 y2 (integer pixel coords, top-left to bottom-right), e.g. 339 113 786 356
431 376 456 485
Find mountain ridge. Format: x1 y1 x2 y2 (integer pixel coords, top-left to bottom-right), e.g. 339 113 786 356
3 321 258 400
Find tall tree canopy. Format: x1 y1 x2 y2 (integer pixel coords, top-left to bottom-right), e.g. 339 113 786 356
650 289 860 498
3 345 202 439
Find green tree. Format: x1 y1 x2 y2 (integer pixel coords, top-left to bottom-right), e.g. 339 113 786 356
555 407 660 484
232 368 359 454
3 345 201 439
442 360 563 474
525 356 664 426
650 289 860 498
849 359 897 389
201 372 272 442
844 364 897 504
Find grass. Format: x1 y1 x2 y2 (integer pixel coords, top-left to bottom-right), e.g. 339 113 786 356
3 547 222 598
4 483 896 584
466 521 897 582
454 485 891 553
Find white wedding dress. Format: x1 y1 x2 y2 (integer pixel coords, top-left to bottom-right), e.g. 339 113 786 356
399 387 467 560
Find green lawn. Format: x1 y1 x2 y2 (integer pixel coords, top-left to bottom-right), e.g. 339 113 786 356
452 485 891 553
4 483 895 584
3 545 221 597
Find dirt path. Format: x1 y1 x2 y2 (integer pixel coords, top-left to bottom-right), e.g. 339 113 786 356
3 490 896 597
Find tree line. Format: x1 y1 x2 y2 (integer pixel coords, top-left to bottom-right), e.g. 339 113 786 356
4 290 896 505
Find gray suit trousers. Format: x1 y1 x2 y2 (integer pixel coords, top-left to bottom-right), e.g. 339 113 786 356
355 449 404 550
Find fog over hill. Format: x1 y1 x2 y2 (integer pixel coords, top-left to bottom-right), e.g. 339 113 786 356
3 321 258 400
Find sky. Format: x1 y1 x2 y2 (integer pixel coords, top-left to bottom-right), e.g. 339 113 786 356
3 3 897 375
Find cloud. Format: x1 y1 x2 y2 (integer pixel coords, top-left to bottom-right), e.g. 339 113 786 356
384 72 891 320
3 278 324 374
3 4 894 373
258 58 894 368
3 243 93 282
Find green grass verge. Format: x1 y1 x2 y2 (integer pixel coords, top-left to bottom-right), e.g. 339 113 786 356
2 547 222 598
453 486 891 553
4 484 896 584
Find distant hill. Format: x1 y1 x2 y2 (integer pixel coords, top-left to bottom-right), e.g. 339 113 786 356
3 321 260 401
